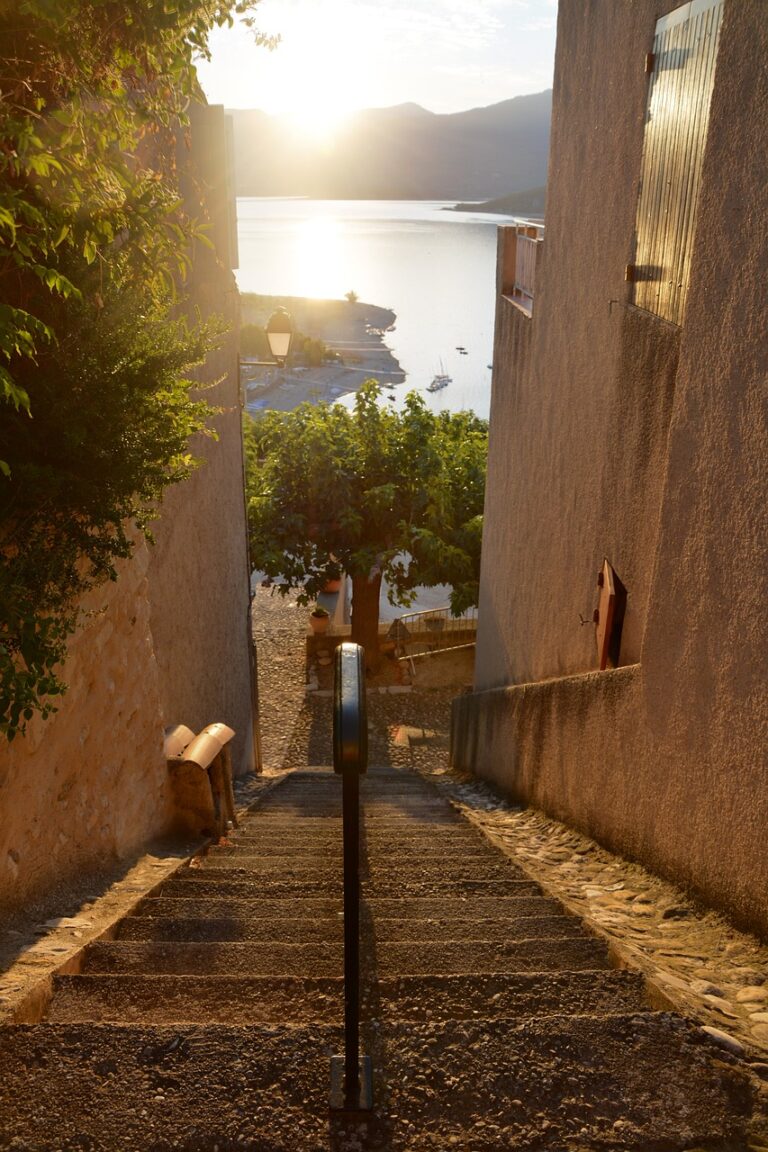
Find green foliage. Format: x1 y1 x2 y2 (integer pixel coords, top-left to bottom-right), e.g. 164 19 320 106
345 290 359 303
0 288 221 740
243 382 488 631
0 0 271 737
0 0 272 431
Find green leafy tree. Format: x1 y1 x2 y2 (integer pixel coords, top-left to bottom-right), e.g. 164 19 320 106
244 382 488 671
0 0 273 737
0 0 272 428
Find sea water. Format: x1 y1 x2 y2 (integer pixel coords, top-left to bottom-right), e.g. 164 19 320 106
235 198 517 421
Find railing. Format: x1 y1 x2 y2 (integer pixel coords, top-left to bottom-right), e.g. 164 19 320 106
329 642 373 1113
500 222 544 316
513 223 544 311
389 605 478 659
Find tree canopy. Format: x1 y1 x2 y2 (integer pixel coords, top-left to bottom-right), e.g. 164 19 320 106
0 0 270 738
244 382 488 670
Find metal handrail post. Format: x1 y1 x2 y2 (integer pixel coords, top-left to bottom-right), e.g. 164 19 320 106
330 642 373 1113
342 768 361 1103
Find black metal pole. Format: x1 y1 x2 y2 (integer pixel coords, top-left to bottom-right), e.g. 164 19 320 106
330 642 372 1113
342 768 361 1106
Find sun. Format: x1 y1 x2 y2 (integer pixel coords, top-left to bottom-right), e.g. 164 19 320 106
282 96 353 147
251 2 368 144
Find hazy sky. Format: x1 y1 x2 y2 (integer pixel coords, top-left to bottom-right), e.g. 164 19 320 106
197 0 558 136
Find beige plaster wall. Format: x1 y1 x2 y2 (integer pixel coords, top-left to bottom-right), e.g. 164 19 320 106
477 0 688 691
0 103 255 914
146 336 255 778
145 104 255 778
0 541 175 916
465 0 768 935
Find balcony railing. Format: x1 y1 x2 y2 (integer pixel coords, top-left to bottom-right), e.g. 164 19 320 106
500 222 544 316
388 605 477 658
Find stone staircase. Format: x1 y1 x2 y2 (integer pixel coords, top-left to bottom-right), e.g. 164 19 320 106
0 766 763 1150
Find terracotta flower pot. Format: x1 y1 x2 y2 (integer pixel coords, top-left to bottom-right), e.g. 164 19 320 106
310 613 330 634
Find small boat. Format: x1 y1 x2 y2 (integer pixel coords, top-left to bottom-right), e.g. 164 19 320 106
427 360 452 392
427 375 450 392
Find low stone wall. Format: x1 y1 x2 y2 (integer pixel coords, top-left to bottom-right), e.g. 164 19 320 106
451 665 768 941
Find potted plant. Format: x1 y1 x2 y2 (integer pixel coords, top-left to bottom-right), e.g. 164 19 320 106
322 559 343 594
309 605 330 634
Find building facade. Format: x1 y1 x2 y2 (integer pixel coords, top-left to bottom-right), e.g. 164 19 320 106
452 0 768 936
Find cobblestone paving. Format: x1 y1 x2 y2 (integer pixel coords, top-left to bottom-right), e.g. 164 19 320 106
425 766 768 1066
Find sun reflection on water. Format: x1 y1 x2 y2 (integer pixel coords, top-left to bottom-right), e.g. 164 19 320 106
290 215 347 299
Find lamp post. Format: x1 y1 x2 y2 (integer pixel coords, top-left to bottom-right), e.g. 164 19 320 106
264 307 294 367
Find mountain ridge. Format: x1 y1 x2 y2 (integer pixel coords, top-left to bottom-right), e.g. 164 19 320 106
230 90 552 201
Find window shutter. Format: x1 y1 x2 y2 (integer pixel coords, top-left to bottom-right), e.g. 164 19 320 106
632 0 724 325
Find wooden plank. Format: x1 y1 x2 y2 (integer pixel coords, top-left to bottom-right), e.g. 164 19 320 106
596 561 616 672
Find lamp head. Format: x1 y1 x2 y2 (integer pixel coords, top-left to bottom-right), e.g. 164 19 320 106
265 307 294 366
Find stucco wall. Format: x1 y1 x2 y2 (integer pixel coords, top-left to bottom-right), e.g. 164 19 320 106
476 0 690 691
0 541 175 916
144 103 254 778
0 103 255 915
464 0 767 935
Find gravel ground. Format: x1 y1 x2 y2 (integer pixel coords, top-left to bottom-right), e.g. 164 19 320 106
251 585 455 774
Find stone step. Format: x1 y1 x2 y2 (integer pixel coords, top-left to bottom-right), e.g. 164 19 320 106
242 814 462 829
254 799 449 810
364 1014 758 1146
118 916 344 943
48 975 344 1024
0 1017 756 1149
250 811 463 826
225 835 499 858
249 807 456 821
48 969 648 1026
375 969 650 1021
83 941 344 977
138 895 344 918
137 894 561 921
158 873 545 899
373 936 608 977
117 914 582 945
210 843 503 864
197 855 528 881
81 935 606 977
267 784 430 796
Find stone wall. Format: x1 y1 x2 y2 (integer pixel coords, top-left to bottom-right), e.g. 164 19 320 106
462 0 768 937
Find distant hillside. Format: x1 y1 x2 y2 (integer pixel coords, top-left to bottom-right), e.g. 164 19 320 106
230 91 552 201
452 185 547 216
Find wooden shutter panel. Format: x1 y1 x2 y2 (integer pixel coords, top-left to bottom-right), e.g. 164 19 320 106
632 0 723 325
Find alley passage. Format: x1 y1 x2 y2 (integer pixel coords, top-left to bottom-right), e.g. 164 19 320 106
0 767 761 1149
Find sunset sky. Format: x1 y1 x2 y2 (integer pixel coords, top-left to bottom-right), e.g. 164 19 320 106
197 0 558 140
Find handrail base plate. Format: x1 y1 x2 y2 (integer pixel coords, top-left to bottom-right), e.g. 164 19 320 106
329 1055 373 1113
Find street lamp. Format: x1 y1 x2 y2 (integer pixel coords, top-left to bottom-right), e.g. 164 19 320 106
265 307 294 366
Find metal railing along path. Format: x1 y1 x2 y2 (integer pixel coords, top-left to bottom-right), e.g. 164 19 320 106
329 642 373 1113
389 605 477 660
